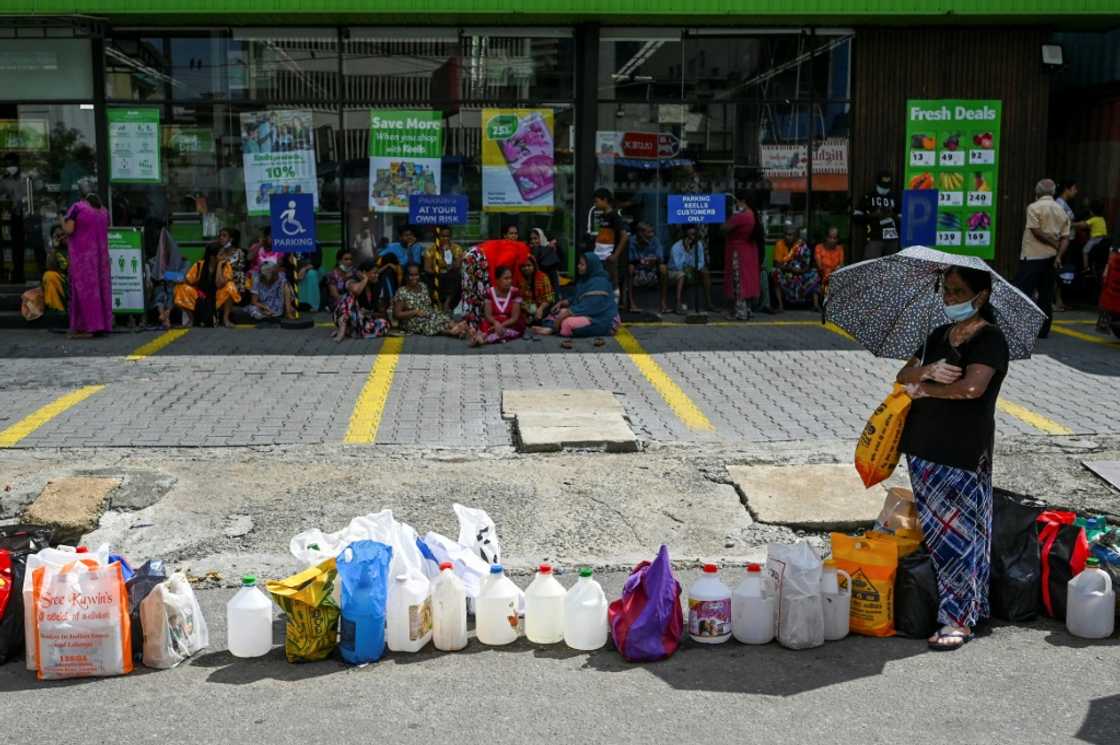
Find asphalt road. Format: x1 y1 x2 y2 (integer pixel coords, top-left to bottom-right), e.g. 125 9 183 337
3 571 1118 745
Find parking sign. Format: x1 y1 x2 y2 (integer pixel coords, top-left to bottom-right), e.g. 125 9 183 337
270 193 316 253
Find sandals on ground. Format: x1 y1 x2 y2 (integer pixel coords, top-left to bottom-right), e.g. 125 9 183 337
928 626 973 651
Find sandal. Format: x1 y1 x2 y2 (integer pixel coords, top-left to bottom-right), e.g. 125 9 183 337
560 340 573 350
928 626 973 652
593 337 606 347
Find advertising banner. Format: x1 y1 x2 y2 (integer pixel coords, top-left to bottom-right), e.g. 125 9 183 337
164 126 215 157
904 99 1001 258
108 227 144 314
108 108 161 184
481 108 554 213
409 194 468 226
240 110 318 217
368 110 443 213
667 194 726 224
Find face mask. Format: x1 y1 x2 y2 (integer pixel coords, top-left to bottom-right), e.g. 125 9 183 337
876 185 889 195
340 263 352 271
944 298 979 322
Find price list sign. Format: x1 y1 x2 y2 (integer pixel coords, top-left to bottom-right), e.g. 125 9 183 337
904 99 1001 259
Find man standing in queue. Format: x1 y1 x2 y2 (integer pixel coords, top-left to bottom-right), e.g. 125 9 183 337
853 170 901 259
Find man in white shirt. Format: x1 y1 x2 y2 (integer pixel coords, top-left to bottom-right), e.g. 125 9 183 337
1015 178 1071 339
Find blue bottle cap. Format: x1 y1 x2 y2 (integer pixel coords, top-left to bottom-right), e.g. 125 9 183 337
490 563 503 574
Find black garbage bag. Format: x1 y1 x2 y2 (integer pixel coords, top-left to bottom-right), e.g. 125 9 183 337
894 550 939 639
0 525 53 665
126 559 167 660
989 488 1044 622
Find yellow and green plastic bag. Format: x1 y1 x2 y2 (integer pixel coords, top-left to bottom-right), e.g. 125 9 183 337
267 558 340 663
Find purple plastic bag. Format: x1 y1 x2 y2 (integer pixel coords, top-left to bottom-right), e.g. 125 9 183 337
608 545 684 662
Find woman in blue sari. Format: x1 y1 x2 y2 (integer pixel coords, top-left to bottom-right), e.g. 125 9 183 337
532 252 620 344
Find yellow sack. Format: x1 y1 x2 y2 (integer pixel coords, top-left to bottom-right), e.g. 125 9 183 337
266 558 340 663
866 528 923 559
855 384 912 488
830 533 898 637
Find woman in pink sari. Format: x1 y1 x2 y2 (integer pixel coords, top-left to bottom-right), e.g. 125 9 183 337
722 191 764 321
63 194 112 338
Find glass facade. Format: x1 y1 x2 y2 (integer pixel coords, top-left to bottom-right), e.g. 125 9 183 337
0 23 849 279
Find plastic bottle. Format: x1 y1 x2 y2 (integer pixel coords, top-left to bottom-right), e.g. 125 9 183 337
564 568 609 650
1066 558 1115 640
387 573 432 653
820 559 853 641
226 575 273 658
432 562 468 652
688 564 732 644
731 563 774 645
476 564 520 646
525 563 566 644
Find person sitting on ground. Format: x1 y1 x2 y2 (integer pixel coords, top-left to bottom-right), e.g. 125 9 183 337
470 265 524 346
503 223 520 242
381 225 425 267
667 224 712 314
325 250 355 312
528 227 562 297
394 263 467 337
175 243 242 327
771 224 820 312
374 252 402 308
247 261 294 322
814 226 846 303
247 226 285 276
516 254 556 326
627 221 669 313
217 227 248 302
423 225 463 311
333 258 390 342
41 224 69 313
532 252 620 347
295 253 322 311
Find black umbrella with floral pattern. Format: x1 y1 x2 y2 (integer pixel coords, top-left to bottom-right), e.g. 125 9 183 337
824 246 1046 361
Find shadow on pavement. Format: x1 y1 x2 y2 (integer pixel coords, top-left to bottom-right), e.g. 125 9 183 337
190 647 349 685
1077 695 1120 744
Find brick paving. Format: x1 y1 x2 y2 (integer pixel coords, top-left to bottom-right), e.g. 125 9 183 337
0 313 1116 449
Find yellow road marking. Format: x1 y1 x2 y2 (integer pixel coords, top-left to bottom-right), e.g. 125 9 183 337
0 385 105 447
615 328 715 431
1053 319 1097 325
822 322 855 341
126 328 189 361
997 398 1074 435
1050 325 1120 348
344 336 404 444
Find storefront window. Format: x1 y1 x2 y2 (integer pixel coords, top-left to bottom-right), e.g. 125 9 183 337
105 35 168 101
231 29 340 102
169 34 230 102
0 39 93 101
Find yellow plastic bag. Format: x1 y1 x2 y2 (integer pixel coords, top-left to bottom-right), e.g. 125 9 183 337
855 384 912 488
266 558 340 663
830 533 898 637
866 528 923 559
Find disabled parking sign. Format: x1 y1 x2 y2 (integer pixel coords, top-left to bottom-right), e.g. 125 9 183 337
270 193 316 253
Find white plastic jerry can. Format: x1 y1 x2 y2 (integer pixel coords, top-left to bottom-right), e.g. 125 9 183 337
524 563 566 644
820 559 853 642
564 568 609 651
387 573 433 653
476 564 520 646
226 575 273 658
432 562 468 652
731 563 774 645
1066 558 1115 640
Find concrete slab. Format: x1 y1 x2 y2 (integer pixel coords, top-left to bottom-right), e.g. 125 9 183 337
502 389 624 419
515 413 638 453
21 476 121 543
726 463 910 531
1084 460 1120 492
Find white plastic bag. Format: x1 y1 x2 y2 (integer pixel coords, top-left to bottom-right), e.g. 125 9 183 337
31 559 132 679
23 544 111 670
420 532 493 599
140 573 209 669
291 510 425 582
766 541 825 650
454 503 502 565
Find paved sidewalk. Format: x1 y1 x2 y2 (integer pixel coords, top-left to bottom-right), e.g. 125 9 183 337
0 313 1116 449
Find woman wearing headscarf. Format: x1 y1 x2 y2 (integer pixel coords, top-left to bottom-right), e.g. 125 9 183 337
532 252 619 345
63 193 112 338
529 227 561 296
515 254 556 325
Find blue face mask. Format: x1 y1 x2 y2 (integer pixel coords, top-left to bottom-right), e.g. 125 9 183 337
944 298 979 322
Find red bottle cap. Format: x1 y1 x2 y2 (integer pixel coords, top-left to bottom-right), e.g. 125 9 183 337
746 563 762 572
438 562 453 571
75 546 89 554
703 563 718 573
539 563 553 574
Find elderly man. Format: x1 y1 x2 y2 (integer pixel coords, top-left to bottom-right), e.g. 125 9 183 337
1015 178 1071 339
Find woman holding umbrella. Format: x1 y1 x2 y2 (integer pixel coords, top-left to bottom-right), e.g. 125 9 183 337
895 266 1009 651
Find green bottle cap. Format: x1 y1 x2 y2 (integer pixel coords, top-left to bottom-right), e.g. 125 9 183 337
1085 558 1100 568
579 567 593 577
242 575 257 586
